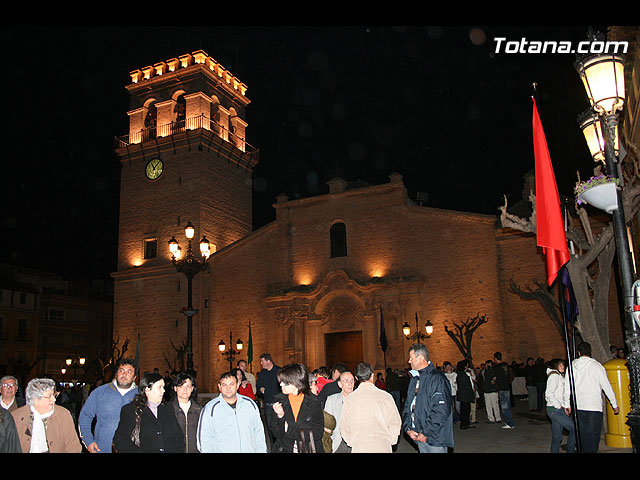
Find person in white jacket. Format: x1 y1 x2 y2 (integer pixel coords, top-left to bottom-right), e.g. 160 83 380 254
197 372 267 453
563 342 619 453
545 359 575 453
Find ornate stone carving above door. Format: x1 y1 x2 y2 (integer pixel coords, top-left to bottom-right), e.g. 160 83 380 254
319 293 365 330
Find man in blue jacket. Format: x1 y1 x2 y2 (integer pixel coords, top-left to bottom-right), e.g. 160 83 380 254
403 343 453 453
197 371 267 453
78 358 137 453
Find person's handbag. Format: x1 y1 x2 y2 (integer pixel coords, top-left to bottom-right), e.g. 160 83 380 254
296 428 317 453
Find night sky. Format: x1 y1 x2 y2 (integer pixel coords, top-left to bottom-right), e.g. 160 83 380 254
0 25 603 281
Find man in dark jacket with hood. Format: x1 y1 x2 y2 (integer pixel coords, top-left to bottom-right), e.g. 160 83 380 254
402 343 453 453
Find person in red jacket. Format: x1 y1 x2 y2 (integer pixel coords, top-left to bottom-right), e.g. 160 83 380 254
233 368 255 399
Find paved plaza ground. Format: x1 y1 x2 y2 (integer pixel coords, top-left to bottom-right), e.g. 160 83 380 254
393 396 633 454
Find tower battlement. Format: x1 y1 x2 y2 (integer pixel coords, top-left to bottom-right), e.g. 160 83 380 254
128 49 248 98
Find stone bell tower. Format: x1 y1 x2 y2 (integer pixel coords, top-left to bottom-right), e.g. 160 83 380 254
111 50 259 382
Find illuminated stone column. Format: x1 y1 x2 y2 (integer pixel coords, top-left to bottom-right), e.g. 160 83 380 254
155 99 175 137
127 107 145 144
184 92 212 130
230 115 247 151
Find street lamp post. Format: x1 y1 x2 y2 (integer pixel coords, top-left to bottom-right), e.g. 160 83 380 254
169 221 211 374
218 331 243 370
402 312 433 343
65 356 85 382
575 34 640 451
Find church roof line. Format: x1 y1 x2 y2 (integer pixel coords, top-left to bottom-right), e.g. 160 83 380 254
272 172 407 209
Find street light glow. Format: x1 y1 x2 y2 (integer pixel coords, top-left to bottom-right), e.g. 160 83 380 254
184 222 195 239
576 53 625 115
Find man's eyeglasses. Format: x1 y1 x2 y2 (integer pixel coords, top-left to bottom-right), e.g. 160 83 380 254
1 383 17 389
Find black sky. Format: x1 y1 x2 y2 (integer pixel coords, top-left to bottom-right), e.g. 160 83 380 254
0 25 602 280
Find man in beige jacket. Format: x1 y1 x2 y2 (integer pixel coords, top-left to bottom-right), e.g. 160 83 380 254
340 362 402 453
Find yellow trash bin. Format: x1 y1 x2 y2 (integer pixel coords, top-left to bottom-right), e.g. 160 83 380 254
604 358 632 448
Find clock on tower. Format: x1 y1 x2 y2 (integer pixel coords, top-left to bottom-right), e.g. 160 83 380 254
145 158 163 180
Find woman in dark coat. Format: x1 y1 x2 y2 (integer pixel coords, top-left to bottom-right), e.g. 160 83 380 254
456 360 476 430
170 371 202 453
271 363 325 453
113 372 184 453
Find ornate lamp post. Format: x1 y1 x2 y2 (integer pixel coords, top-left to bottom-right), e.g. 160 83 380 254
169 221 211 374
65 356 85 382
575 31 640 451
218 331 243 370
402 312 433 343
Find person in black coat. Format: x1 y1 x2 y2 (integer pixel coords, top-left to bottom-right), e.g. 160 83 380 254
0 406 21 453
113 372 184 453
456 360 475 430
271 363 325 453
533 358 548 413
170 371 202 453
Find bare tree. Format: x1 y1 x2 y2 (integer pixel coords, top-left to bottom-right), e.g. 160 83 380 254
96 337 130 382
163 337 187 373
6 356 39 387
443 313 489 367
509 274 591 349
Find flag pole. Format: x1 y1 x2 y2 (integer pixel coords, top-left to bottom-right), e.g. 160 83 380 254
247 321 253 373
379 305 388 371
532 82 581 450
560 195 582 453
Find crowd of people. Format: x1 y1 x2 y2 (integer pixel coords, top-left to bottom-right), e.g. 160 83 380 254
0 341 623 453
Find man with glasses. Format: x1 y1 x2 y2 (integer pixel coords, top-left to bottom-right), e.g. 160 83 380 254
0 376 25 412
324 371 355 452
78 358 137 453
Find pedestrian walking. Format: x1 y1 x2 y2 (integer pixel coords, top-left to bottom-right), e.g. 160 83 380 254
402 344 454 453
197 371 267 453
78 358 137 453
112 372 184 453
545 358 575 453
340 362 401 453
563 342 618 453
271 363 325 453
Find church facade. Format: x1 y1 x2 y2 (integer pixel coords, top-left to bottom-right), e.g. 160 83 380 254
111 50 623 392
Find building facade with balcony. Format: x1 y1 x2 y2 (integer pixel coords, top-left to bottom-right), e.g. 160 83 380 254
0 263 113 386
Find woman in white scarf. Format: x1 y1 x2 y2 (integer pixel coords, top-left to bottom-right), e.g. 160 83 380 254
28 383 56 453
11 378 82 453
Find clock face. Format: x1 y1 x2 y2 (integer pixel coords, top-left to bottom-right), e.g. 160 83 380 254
145 158 163 180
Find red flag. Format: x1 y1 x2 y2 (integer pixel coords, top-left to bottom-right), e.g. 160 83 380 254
533 97 570 286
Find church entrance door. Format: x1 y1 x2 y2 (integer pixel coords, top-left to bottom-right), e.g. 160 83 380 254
325 331 363 375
